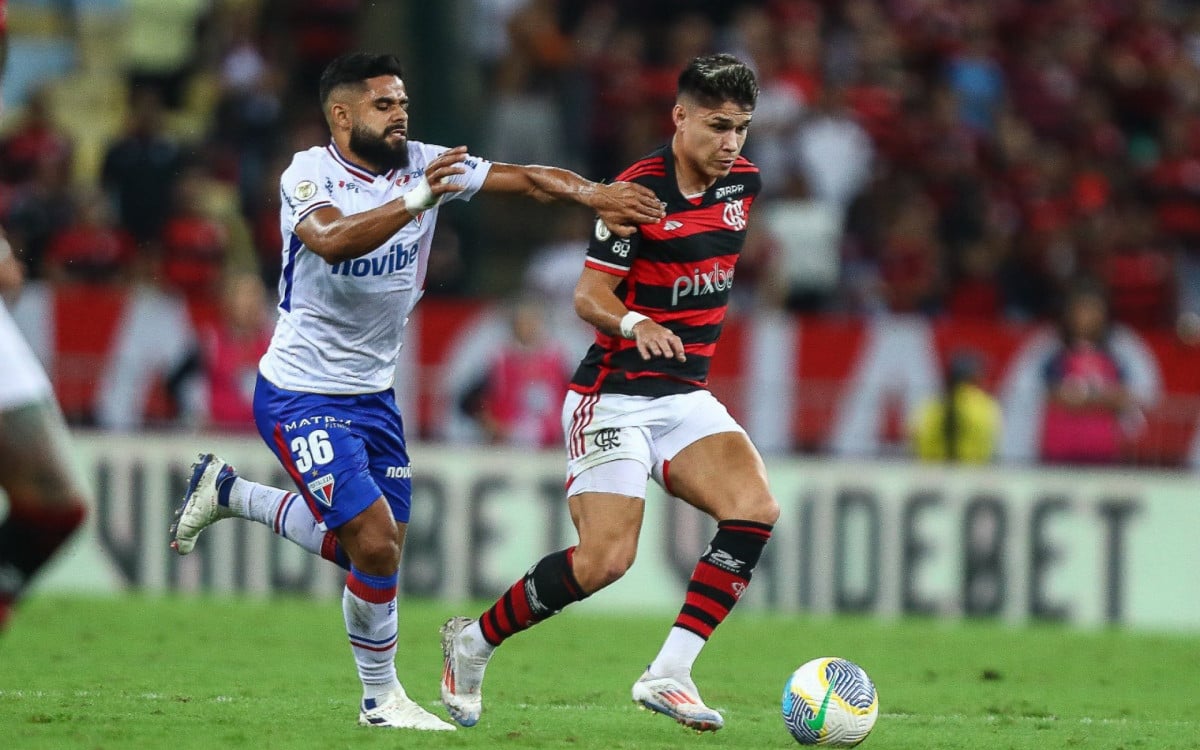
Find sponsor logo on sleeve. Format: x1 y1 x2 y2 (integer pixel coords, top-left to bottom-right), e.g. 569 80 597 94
594 218 611 242
294 180 318 202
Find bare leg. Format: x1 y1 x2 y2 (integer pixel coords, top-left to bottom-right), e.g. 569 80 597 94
0 399 88 628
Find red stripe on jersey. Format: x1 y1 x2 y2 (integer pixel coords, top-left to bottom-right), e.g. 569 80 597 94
584 258 628 276
650 306 727 327
616 157 665 181
642 196 755 241
625 370 707 387
605 336 714 358
627 253 740 289
621 166 667 181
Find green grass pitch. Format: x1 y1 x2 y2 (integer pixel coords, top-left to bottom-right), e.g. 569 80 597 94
2 595 1199 749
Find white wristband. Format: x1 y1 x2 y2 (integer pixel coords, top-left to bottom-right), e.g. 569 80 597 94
402 176 437 214
619 311 650 339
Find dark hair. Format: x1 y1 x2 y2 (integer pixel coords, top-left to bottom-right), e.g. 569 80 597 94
677 53 758 110
318 53 405 107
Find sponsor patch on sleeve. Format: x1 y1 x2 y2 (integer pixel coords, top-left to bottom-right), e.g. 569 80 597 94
294 180 318 202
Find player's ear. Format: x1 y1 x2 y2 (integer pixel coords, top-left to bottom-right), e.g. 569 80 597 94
328 101 352 132
672 103 687 129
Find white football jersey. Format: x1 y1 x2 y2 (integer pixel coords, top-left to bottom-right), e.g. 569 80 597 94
259 141 491 394
0 299 53 410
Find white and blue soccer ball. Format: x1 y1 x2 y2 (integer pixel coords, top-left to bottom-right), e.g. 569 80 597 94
782 657 878 746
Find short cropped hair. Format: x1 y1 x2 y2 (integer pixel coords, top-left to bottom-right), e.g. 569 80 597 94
677 53 758 110
318 53 405 107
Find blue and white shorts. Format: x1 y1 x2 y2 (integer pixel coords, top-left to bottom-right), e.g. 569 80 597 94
253 373 413 530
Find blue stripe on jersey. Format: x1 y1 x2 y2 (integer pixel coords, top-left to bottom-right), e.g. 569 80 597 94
280 234 302 312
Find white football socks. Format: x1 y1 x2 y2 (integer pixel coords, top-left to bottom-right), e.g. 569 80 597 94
649 626 706 677
344 567 401 700
461 619 496 659
225 478 330 559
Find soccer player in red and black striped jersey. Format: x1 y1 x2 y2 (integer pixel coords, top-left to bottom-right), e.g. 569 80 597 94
441 54 779 733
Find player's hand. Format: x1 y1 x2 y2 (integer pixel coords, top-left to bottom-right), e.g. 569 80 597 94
403 147 469 214
631 319 686 362
426 146 470 198
592 181 665 238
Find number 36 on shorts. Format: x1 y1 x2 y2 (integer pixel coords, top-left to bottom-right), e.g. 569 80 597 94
291 429 335 473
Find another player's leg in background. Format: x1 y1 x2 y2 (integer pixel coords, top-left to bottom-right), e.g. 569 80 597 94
169 453 349 569
633 431 779 731
441 459 646 727
0 400 88 629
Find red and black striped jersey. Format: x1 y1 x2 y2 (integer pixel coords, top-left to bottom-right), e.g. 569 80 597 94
569 144 760 397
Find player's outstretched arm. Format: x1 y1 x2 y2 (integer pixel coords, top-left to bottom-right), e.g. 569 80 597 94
574 267 685 362
481 163 664 238
297 147 470 264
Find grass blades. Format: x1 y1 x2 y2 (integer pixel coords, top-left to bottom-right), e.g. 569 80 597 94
2 595 1199 749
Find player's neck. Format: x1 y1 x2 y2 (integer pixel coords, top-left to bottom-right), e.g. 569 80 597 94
671 138 715 197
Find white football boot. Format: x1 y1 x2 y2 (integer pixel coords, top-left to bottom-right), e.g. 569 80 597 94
169 453 236 555
358 687 456 730
439 616 492 727
631 669 725 732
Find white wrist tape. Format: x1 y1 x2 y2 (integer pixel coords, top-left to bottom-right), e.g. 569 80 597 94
619 311 650 339
402 176 437 214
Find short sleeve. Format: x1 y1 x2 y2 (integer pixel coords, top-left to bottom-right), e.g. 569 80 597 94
583 216 640 276
280 153 336 229
417 143 492 204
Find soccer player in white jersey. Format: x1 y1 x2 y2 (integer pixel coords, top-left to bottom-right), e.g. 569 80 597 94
0 228 89 631
168 52 664 731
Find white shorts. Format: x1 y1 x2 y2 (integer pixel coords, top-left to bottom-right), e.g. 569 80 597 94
561 389 746 499
0 302 53 411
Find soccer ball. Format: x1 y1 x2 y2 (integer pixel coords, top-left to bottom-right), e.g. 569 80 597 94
782 657 878 746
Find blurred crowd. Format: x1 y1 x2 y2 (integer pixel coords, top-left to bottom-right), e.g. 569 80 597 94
475 0 1200 327
1 0 1198 464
